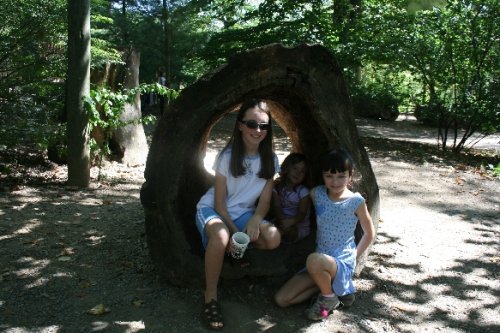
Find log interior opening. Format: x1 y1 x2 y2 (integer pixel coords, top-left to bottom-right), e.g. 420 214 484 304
179 98 331 256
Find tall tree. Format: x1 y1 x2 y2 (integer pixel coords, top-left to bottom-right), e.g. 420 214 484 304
162 0 172 82
67 0 91 187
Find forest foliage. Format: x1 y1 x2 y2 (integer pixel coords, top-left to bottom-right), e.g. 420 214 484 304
0 0 499 154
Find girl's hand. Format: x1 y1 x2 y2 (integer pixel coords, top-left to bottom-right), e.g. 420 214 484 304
228 225 239 235
225 228 239 254
245 221 260 242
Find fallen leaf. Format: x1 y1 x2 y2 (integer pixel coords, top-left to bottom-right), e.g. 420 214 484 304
120 261 134 268
392 304 413 312
23 239 40 245
58 247 75 256
81 281 91 288
454 176 465 186
132 299 144 307
86 304 110 315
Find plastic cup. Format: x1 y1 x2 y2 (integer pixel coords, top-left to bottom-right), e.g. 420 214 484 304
230 232 250 259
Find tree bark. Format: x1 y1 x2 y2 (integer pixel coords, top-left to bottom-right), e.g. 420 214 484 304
90 49 148 166
162 0 172 82
113 50 148 166
66 0 91 187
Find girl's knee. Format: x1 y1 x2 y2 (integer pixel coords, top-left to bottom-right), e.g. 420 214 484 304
306 252 322 264
266 232 281 249
207 225 230 248
258 225 281 249
306 253 329 270
267 231 281 249
274 291 289 308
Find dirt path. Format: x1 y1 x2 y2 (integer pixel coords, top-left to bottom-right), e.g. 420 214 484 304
0 119 499 332
356 116 500 152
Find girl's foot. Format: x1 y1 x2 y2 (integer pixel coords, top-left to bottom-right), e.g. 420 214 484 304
338 293 355 309
201 299 224 330
304 294 340 320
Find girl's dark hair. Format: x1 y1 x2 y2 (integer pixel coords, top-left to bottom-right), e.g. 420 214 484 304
275 153 309 189
224 99 275 179
320 146 354 176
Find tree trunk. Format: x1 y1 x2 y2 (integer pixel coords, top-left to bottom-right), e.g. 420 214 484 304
333 0 363 82
162 0 172 82
121 0 129 44
113 50 148 166
90 49 149 166
66 0 91 187
141 44 380 287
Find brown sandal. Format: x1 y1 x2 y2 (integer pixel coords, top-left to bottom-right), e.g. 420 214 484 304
201 299 224 330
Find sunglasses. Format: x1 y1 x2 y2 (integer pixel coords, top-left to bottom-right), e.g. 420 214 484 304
240 120 271 131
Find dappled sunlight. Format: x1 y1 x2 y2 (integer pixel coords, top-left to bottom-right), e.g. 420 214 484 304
0 326 62 333
0 172 150 331
362 208 499 332
87 320 146 332
90 321 109 331
362 138 499 332
13 257 50 287
359 255 500 331
8 203 29 211
463 267 496 283
114 320 146 332
24 277 50 289
0 219 42 241
252 315 277 331
84 230 106 246
0 116 497 332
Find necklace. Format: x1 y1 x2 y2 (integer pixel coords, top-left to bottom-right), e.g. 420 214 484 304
244 158 254 176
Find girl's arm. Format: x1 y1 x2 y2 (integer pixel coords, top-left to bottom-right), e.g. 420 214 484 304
310 187 316 202
214 172 238 234
271 190 285 221
280 195 310 229
355 202 375 259
246 179 274 241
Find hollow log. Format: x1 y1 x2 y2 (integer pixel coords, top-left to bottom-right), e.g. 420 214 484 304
141 44 380 287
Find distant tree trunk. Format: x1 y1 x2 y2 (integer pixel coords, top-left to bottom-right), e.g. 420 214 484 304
333 0 362 82
162 0 172 82
121 0 129 44
113 49 148 166
90 49 149 166
66 0 91 187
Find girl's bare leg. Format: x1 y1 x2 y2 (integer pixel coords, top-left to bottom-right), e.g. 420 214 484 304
306 253 337 295
253 223 281 250
274 271 319 307
204 220 230 302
